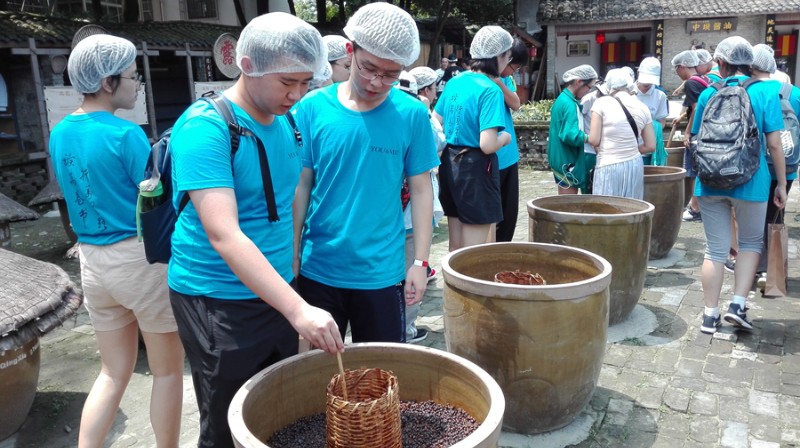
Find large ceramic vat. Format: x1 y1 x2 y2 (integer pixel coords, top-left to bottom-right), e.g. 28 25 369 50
0 327 40 440
666 145 685 168
441 242 611 435
528 195 653 325
228 343 505 448
644 166 687 259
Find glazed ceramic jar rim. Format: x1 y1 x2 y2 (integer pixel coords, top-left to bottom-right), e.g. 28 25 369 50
528 195 655 219
441 242 613 300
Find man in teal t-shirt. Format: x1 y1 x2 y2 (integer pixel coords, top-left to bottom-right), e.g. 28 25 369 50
293 3 439 343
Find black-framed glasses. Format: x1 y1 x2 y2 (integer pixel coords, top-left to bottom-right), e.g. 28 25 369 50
352 52 400 86
118 73 142 83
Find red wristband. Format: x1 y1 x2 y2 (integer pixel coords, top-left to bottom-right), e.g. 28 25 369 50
413 259 428 267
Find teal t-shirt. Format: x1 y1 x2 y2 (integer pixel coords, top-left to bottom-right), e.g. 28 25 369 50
434 71 507 148
167 98 302 299
294 85 439 289
496 75 520 170
50 112 149 245
691 76 784 201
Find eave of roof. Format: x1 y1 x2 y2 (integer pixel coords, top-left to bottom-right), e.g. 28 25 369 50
537 0 800 25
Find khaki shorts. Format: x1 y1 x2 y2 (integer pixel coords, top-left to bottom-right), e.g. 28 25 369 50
79 237 177 333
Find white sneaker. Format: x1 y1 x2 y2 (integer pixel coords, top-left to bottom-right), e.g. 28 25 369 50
757 272 767 292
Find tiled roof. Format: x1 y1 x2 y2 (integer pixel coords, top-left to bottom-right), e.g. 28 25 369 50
537 0 800 24
0 11 241 49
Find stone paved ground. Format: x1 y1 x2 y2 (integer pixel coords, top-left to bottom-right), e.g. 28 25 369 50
3 168 800 448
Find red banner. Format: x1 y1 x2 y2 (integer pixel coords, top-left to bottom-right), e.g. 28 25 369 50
602 42 622 63
625 41 642 63
776 34 797 57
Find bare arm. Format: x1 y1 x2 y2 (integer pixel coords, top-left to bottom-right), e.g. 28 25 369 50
292 167 314 277
479 128 511 154
765 131 788 209
191 186 343 354
588 111 602 148
639 122 656 154
404 171 434 305
493 77 521 111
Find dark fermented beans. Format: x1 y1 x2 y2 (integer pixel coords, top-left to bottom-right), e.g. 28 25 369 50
266 400 479 448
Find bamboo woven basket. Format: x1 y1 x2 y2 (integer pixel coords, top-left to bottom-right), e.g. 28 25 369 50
325 368 401 448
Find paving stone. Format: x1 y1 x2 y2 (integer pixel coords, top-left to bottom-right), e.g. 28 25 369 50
753 364 782 393
637 384 665 409
689 415 719 443
657 411 690 440
755 343 782 364
707 382 748 398
663 386 691 412
688 391 718 416
670 376 707 392
717 395 750 423
605 398 634 425
783 428 800 445
675 358 704 378
719 421 748 448
749 440 780 448
748 414 782 443
779 395 800 427
749 390 780 417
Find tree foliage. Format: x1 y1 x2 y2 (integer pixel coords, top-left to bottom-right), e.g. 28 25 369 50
294 0 512 26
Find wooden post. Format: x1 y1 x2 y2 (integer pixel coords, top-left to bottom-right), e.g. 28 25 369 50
184 43 196 100
141 41 158 140
27 38 53 181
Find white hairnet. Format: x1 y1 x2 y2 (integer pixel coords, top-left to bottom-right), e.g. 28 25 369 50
395 70 418 95
695 49 713 64
409 66 437 89
713 36 754 65
309 62 333 90
236 12 328 80
343 2 420 67
751 43 776 73
470 26 513 60
605 68 633 90
671 50 699 68
563 64 598 83
323 35 349 61
68 34 137 94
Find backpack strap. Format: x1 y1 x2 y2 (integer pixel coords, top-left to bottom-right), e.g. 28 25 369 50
611 96 639 140
780 82 794 113
689 75 709 87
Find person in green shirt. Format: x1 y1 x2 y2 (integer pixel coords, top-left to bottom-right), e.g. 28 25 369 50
548 64 598 194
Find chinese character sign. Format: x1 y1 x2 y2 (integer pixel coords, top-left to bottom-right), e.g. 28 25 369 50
686 18 737 34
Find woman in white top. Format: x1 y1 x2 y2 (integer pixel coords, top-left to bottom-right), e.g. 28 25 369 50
588 68 656 199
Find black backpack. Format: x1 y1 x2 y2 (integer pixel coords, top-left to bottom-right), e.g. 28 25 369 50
692 78 761 190
767 82 800 175
137 92 300 264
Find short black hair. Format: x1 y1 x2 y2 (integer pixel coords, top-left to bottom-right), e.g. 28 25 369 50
470 56 501 77
510 38 529 66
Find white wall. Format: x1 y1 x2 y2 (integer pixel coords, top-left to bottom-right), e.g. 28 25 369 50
554 31 649 81
154 0 290 25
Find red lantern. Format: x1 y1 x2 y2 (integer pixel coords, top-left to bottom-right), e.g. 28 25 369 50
595 32 605 45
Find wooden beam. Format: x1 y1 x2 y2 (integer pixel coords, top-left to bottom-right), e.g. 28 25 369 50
11 48 70 56
141 41 158 140
183 43 196 101
27 38 54 181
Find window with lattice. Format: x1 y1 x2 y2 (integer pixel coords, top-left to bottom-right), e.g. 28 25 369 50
187 0 217 19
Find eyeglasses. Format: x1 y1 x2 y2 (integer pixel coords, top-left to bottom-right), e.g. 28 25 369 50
119 73 142 83
352 52 400 86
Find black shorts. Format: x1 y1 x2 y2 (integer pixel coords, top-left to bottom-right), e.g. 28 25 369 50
438 145 502 225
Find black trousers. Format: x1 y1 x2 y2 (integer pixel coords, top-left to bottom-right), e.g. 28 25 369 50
496 162 520 242
169 289 298 448
298 274 405 343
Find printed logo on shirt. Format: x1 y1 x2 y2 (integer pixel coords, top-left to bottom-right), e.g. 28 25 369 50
371 145 400 156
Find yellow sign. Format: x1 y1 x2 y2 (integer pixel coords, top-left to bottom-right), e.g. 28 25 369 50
686 18 737 34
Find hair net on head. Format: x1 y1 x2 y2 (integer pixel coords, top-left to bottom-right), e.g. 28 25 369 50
637 57 661 85
713 36 753 65
343 2 420 67
236 12 328 80
695 49 713 64
68 34 137 94
323 35 349 61
470 26 513 60
751 43 776 73
394 70 418 95
562 64 598 83
309 62 333 90
671 50 699 67
409 66 437 89
605 68 633 90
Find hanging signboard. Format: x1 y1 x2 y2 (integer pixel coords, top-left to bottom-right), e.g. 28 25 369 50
766 15 777 47
654 21 664 62
686 18 737 34
43 85 148 130
194 81 236 100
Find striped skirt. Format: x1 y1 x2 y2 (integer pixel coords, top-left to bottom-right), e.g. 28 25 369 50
592 157 644 200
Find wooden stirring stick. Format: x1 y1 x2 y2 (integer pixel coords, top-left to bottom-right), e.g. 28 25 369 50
337 351 348 401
